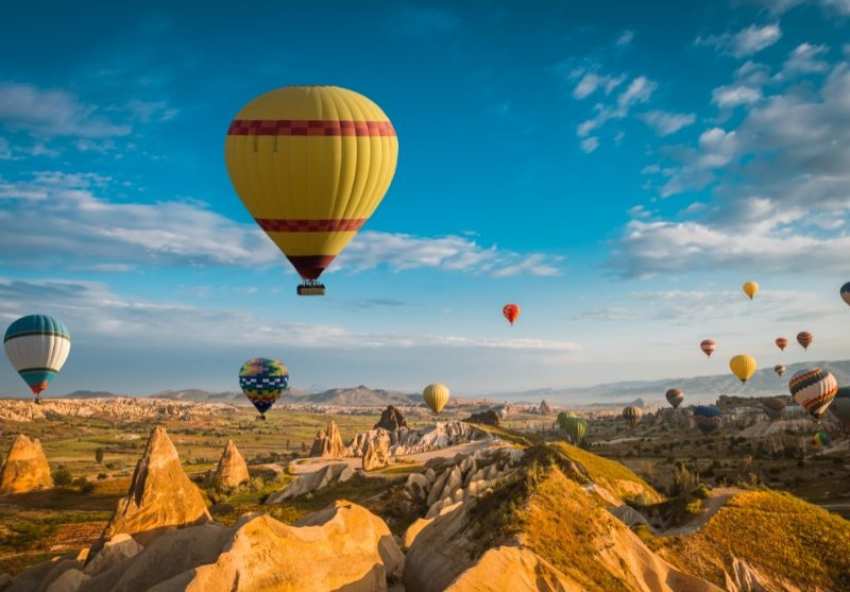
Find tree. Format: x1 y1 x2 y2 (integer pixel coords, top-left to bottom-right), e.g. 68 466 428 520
53 465 72 487
95 448 104 464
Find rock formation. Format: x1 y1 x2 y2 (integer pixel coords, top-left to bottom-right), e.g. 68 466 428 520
374 405 407 431
362 430 391 471
101 426 210 539
7 501 403 592
464 409 500 426
538 400 553 415
211 439 250 490
309 420 345 458
0 398 237 424
266 463 354 503
0 434 53 494
346 421 488 458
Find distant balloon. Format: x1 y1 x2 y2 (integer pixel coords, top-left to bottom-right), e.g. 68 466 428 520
622 406 641 428
789 368 837 419
693 405 722 434
775 337 788 351
700 339 716 358
238 357 289 419
729 354 757 384
556 412 588 444
829 387 850 430
797 331 813 350
423 383 450 414
841 282 850 306
666 388 684 409
812 430 831 448
742 281 759 300
774 364 786 378
502 304 520 326
4 314 71 403
762 398 786 420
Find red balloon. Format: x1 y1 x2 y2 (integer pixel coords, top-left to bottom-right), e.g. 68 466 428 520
700 339 716 357
775 337 788 351
797 331 813 350
502 304 520 326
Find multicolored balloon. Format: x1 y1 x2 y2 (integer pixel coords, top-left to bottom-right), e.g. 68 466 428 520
502 304 520 326
666 388 684 409
556 412 588 444
225 86 398 295
742 281 759 300
693 405 722 434
622 406 641 428
729 354 757 384
789 367 837 419
774 364 786 378
762 398 786 420
4 315 71 403
841 282 850 307
423 383 450 414
238 358 289 419
775 337 788 351
797 331 813 350
829 387 850 430
812 430 831 448
700 339 716 358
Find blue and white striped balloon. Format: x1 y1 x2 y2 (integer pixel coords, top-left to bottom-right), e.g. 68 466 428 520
4 314 71 401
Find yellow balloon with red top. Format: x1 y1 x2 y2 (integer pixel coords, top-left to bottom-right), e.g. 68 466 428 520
225 86 399 295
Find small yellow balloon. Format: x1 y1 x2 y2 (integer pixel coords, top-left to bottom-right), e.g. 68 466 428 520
730 354 757 383
423 383 450 414
742 281 759 300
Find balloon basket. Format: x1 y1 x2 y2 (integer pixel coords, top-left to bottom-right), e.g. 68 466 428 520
257 414 267 421
297 281 325 296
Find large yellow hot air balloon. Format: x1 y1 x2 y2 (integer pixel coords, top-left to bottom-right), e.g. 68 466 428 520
225 86 399 295
729 354 757 383
423 383 450 414
742 281 759 300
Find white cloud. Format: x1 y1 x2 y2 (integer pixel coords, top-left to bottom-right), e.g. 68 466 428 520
778 43 829 79
580 137 599 153
616 30 635 46
576 76 656 143
639 111 696 136
695 23 782 58
572 72 625 100
0 171 563 278
748 0 850 14
659 127 737 197
125 100 178 123
712 84 762 108
0 82 130 138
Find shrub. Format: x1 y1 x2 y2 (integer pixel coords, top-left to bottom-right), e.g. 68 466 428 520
97 473 108 480
53 465 73 487
94 448 104 464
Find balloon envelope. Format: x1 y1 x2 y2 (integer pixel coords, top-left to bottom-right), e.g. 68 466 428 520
423 383 450 413
775 337 788 351
622 406 641 427
224 86 398 288
797 331 813 350
556 412 588 444
812 430 831 448
700 339 716 358
4 314 71 399
239 358 289 417
502 304 520 326
742 281 759 300
774 364 786 378
729 354 757 383
693 405 722 434
789 368 837 419
841 282 850 306
666 388 684 409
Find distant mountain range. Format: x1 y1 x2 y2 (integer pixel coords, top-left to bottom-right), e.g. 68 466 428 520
487 359 850 404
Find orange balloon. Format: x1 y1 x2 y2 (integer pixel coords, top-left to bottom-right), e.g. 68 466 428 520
502 304 520 326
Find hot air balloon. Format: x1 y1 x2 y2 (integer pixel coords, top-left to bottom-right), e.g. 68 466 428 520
666 388 684 409
841 282 850 306
622 406 641 428
742 281 759 300
789 368 837 419
812 430 831 448
423 383 450 414
775 337 788 351
762 397 786 420
225 86 398 296
829 387 850 430
4 315 71 403
729 354 757 383
693 405 722 434
797 331 813 350
238 358 289 419
700 339 716 358
774 364 786 378
556 412 588 445
502 304 520 326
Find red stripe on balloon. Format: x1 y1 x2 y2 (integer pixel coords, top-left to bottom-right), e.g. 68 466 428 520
227 120 396 137
255 218 366 232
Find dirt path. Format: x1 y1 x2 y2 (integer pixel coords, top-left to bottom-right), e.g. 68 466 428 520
288 439 505 477
659 487 742 537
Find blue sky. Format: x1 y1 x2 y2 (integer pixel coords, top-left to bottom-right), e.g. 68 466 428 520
2 0 850 396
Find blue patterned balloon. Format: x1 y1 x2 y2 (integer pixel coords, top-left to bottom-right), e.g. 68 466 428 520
238 358 288 418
